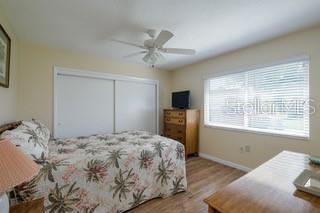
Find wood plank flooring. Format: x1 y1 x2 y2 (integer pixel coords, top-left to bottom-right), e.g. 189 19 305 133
129 157 246 213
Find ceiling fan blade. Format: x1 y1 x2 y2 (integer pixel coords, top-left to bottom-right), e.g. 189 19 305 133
111 39 146 49
154 30 174 47
161 48 196 55
124 51 147 58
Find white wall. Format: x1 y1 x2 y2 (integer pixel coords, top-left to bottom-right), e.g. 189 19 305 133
171 25 320 169
0 6 18 125
17 43 171 132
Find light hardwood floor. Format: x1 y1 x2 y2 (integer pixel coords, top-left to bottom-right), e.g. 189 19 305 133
129 157 246 213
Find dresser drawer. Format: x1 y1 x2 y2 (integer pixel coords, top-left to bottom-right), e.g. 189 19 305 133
165 110 185 118
165 124 185 135
165 132 185 143
164 117 185 125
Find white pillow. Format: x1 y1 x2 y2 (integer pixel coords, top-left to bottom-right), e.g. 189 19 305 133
22 119 50 143
1 123 49 160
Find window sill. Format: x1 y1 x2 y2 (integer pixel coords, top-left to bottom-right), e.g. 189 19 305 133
204 123 309 141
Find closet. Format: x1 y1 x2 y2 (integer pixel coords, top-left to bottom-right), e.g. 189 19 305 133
53 67 158 138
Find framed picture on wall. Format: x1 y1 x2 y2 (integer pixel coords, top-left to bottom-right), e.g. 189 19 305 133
0 24 11 88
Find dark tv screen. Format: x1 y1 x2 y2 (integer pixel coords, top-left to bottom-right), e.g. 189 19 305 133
172 91 190 109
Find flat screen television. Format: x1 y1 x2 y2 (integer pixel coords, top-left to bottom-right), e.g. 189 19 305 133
172 90 190 109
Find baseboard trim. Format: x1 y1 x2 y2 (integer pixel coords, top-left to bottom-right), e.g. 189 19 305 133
199 152 252 172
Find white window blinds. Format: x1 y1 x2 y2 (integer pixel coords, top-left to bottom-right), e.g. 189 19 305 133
204 59 310 138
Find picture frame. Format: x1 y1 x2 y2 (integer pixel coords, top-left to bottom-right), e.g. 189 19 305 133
0 24 11 88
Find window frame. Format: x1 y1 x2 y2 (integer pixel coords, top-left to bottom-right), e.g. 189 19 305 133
203 56 310 140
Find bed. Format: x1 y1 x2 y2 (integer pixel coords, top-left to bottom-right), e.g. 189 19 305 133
0 121 187 213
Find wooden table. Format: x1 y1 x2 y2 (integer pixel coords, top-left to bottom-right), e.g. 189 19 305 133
204 151 320 213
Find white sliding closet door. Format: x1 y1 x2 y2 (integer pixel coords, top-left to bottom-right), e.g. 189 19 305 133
55 74 114 138
115 81 157 133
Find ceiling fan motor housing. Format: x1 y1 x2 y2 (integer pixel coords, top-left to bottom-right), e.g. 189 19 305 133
144 39 156 48
146 29 157 38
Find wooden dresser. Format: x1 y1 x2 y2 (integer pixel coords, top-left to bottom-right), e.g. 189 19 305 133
163 109 199 157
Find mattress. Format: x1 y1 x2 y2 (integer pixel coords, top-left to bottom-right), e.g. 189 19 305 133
14 130 187 213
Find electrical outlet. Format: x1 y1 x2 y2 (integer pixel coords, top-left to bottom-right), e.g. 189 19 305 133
245 145 250 152
240 146 244 153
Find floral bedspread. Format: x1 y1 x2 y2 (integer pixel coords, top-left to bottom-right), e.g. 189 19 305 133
13 131 187 213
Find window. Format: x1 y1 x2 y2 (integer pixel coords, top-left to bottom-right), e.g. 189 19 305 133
204 59 310 139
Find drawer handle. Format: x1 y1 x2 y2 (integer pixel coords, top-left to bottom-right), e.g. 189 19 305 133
178 120 183 123
179 112 183 115
167 118 171 121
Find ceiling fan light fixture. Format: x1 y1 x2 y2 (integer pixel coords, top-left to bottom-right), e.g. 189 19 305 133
143 51 166 65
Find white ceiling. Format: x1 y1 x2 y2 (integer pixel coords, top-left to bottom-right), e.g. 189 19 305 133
1 0 320 70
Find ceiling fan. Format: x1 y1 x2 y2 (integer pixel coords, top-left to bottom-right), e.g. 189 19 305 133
112 29 196 67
